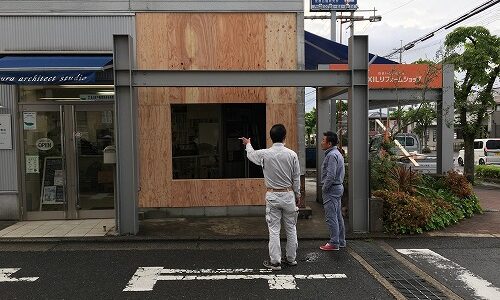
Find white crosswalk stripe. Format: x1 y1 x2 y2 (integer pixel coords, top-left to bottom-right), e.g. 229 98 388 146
397 249 500 300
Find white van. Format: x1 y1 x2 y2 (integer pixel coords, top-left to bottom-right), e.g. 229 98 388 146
457 138 500 166
370 133 421 155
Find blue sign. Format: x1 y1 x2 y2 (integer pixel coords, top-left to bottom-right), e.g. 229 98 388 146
311 0 358 12
0 71 97 85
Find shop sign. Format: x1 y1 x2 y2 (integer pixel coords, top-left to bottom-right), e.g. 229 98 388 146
329 64 443 89
0 71 96 85
0 114 12 150
311 0 358 12
36 138 54 151
80 94 114 101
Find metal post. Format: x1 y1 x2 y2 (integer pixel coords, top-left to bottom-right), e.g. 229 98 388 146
113 34 139 235
348 35 369 233
437 64 454 174
330 11 337 139
316 64 332 202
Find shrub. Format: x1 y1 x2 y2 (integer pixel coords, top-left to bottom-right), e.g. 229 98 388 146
475 165 500 180
370 155 397 192
444 170 473 198
373 190 433 234
387 165 421 194
422 147 431 154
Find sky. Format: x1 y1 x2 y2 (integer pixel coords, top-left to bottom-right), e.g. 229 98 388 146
304 0 500 111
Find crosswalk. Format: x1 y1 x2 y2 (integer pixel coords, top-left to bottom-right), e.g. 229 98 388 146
397 249 500 300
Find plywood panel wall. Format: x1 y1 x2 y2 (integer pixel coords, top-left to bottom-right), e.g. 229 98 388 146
136 12 297 208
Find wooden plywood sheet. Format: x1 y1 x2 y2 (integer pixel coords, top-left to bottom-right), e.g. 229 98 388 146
136 12 298 208
170 179 266 207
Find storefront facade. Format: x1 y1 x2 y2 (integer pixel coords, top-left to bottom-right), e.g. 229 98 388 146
0 1 305 222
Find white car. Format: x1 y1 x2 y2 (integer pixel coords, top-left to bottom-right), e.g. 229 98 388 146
457 138 500 166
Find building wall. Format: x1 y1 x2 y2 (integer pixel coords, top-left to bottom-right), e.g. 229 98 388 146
135 12 298 208
0 1 302 12
0 15 135 52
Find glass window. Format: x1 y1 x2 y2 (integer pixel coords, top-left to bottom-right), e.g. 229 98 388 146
172 104 266 179
19 85 115 103
474 141 483 149
486 140 500 150
405 137 415 146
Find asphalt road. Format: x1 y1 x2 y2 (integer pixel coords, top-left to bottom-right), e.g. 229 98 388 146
384 237 500 300
0 241 392 300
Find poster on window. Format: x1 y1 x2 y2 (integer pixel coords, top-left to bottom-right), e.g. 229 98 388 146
23 112 37 130
0 114 12 149
25 155 40 174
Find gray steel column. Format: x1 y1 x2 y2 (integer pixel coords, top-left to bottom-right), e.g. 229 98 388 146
330 11 337 134
348 35 369 233
296 12 306 174
113 34 139 235
316 86 331 202
437 64 454 174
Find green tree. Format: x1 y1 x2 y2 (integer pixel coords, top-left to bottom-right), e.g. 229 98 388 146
305 107 316 145
444 26 500 182
401 102 437 151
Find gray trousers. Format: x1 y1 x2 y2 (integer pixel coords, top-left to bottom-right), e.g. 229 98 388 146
265 191 299 264
323 185 346 247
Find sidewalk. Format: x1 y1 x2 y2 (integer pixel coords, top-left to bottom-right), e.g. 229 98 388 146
1 178 499 241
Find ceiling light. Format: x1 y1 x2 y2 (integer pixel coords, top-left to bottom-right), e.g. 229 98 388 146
97 91 115 95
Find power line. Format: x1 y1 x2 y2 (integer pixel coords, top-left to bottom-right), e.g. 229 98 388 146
384 0 500 58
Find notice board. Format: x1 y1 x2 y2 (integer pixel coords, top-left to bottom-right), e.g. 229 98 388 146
40 156 65 205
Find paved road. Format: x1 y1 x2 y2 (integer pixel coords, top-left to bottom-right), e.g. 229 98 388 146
1 238 499 300
0 241 391 300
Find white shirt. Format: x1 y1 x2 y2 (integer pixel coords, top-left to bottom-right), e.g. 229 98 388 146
245 143 301 198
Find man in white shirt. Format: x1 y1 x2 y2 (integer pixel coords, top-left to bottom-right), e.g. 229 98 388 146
240 124 301 271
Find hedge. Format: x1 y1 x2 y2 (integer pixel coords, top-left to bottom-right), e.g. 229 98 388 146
475 165 500 180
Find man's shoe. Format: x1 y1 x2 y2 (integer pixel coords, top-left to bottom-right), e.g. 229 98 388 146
282 259 298 266
263 260 282 271
320 243 339 251
339 243 346 248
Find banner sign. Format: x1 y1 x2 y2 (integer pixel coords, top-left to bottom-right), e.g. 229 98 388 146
311 0 358 12
329 64 443 89
0 71 96 85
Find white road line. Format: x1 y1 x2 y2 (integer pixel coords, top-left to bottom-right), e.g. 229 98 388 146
0 268 38 282
124 267 347 291
397 249 500 300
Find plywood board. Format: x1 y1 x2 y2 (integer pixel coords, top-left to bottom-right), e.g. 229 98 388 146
136 12 298 208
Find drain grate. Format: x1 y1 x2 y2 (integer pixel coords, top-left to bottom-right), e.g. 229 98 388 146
350 241 448 300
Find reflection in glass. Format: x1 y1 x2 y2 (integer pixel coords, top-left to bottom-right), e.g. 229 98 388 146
172 104 266 179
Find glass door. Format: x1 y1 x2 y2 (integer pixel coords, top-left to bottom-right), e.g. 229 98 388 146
72 105 115 218
20 105 66 219
20 104 115 220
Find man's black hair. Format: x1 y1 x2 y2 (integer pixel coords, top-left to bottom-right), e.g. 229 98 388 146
270 124 286 143
323 131 338 146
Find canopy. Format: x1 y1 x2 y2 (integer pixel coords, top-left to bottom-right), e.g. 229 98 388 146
305 31 397 70
0 55 112 85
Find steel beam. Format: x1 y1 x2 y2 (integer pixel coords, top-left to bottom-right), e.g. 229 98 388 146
437 64 454 174
115 69 352 87
322 89 441 101
113 34 139 235
348 35 369 233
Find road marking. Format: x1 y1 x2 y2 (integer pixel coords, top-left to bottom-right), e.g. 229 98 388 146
0 268 38 282
397 249 500 300
124 267 347 291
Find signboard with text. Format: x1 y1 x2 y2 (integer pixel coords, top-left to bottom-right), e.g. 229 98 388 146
329 64 443 89
311 0 358 12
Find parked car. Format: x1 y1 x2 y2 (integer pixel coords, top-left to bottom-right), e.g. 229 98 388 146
457 138 500 166
369 133 421 155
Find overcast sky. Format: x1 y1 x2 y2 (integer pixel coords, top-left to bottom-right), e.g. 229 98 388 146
304 0 500 111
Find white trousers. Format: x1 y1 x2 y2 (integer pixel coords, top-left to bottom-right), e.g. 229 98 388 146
265 191 299 264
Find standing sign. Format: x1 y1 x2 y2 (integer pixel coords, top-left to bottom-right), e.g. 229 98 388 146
0 114 12 149
310 0 358 12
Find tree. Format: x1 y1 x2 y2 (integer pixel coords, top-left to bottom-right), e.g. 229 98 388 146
305 107 316 145
444 26 500 182
398 102 437 151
